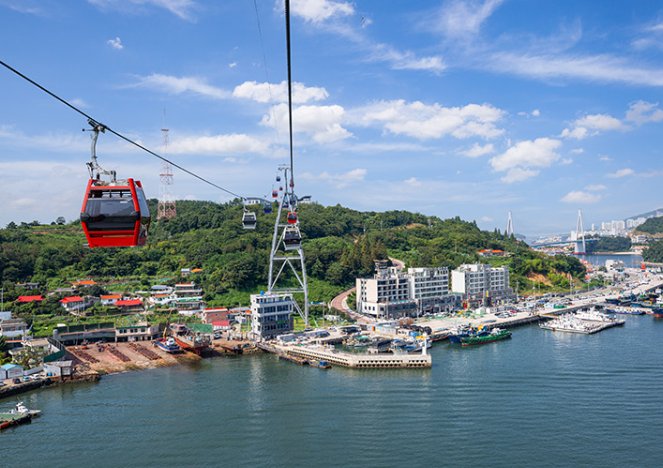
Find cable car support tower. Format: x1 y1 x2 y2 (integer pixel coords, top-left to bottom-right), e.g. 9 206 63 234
266 0 309 326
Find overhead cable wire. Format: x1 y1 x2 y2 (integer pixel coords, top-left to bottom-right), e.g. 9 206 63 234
284 0 295 185
0 59 245 201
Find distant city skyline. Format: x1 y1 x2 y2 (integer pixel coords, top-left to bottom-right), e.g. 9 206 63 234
1 1 663 238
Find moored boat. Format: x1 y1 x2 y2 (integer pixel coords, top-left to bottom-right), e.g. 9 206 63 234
308 359 331 369
604 306 646 315
460 328 511 346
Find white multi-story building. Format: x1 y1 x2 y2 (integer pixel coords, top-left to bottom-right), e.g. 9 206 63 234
356 262 455 319
250 292 295 340
451 263 514 308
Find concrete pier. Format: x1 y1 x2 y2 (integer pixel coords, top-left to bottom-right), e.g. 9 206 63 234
261 344 431 369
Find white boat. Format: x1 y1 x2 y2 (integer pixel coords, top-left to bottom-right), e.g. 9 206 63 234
575 308 615 323
540 314 600 334
7 401 41 417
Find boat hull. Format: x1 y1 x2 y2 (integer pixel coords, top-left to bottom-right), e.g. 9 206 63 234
461 331 511 346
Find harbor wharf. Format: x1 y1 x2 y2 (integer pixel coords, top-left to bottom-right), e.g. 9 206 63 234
260 343 432 369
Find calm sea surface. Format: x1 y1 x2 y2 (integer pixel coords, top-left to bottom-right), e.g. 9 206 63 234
577 253 643 268
2 315 663 468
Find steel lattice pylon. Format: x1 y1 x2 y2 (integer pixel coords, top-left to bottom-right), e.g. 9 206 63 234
157 125 176 220
267 166 309 325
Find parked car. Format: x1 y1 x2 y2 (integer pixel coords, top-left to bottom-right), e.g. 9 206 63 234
21 376 31 382
12 378 21 384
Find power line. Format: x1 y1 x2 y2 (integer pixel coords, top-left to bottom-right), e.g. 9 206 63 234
0 59 245 201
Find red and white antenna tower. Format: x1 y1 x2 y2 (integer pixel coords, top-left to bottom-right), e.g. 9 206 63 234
157 107 176 220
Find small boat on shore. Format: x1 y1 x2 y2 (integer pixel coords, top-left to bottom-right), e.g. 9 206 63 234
461 328 511 346
170 323 211 355
156 337 181 353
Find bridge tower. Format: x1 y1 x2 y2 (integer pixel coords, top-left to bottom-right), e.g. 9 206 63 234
506 210 514 237
574 209 586 255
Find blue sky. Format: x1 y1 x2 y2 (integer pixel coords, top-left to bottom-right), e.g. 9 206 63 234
1 0 662 238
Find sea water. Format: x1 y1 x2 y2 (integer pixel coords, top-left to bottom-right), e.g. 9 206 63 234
2 315 662 468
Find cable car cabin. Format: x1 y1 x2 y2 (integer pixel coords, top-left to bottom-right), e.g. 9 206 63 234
263 202 272 214
80 178 151 248
272 190 278 198
283 227 301 250
286 211 298 224
242 211 257 229
289 180 294 188
276 175 281 182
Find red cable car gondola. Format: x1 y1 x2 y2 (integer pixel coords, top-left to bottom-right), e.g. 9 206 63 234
287 211 298 224
80 178 151 248
272 190 278 198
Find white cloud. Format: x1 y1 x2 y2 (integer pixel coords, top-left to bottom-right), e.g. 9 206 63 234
532 109 540 117
584 184 606 191
480 216 493 222
599 155 612 161
560 191 602 204
561 113 624 140
434 0 505 38
129 74 230 99
88 0 198 21
371 45 446 74
359 100 504 140
560 158 573 165
461 143 494 158
290 0 354 24
606 168 634 178
229 62 237 68
107 37 123 49
300 168 366 188
233 81 328 104
500 167 540 183
404 177 422 187
167 133 271 155
262 103 352 143
575 114 624 131
560 126 589 140
570 148 584 154
625 100 663 124
489 138 562 172
487 52 663 87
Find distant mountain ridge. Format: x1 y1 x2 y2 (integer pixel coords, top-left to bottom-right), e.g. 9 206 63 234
627 208 663 221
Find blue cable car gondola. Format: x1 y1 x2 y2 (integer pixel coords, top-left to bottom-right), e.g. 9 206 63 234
263 201 272 214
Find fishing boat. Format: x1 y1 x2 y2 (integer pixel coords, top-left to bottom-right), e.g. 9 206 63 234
1 401 41 430
604 306 646 315
343 335 372 348
308 359 331 369
5 401 41 418
461 328 511 346
448 326 488 344
170 323 211 355
540 314 600 334
390 338 422 354
156 336 180 353
575 308 616 323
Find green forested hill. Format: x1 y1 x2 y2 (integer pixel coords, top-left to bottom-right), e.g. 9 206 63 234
0 200 586 309
634 216 663 236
